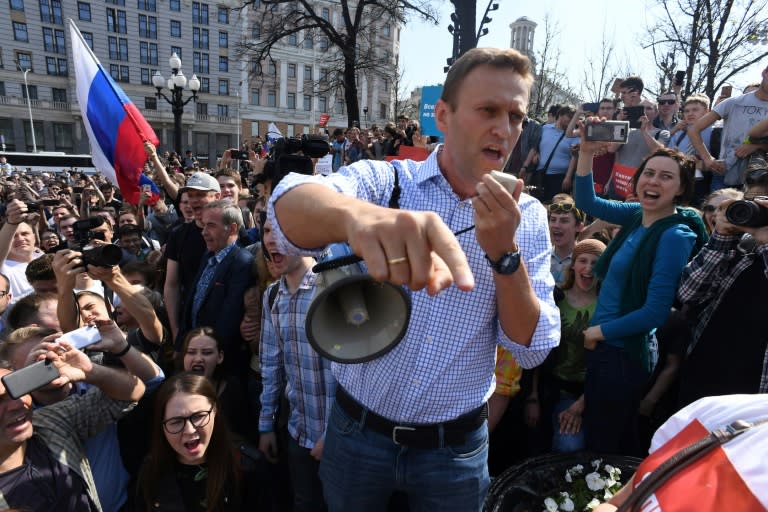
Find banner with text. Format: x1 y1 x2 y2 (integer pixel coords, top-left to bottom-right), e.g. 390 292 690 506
419 86 444 141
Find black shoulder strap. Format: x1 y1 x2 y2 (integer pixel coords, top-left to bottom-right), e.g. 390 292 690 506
388 163 401 209
267 282 279 309
540 130 567 173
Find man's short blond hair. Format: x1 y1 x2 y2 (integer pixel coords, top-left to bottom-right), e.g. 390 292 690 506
684 93 710 110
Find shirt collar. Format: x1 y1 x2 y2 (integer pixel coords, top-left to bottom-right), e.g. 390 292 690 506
209 242 237 263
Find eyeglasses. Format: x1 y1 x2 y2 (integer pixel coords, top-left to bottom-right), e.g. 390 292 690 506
745 169 768 185
701 204 717 213
0 290 9 298
658 99 677 106
162 407 213 434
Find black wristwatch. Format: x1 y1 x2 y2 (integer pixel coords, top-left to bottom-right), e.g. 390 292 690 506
485 250 521 275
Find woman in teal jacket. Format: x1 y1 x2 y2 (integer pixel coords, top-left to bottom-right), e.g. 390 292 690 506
573 125 707 455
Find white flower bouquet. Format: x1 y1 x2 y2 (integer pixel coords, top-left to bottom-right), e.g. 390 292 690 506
542 459 625 511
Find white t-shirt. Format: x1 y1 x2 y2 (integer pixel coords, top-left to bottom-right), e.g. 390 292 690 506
1 252 44 303
630 394 768 511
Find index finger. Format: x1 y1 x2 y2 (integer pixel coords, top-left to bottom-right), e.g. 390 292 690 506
425 215 474 291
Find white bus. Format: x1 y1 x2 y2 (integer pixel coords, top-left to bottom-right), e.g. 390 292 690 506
0 151 97 175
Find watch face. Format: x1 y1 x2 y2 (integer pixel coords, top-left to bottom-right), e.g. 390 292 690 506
496 252 521 274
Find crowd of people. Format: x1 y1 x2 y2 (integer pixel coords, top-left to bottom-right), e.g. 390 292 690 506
0 48 766 512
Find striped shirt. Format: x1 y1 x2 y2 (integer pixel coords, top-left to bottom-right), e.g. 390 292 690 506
258 269 336 448
267 148 560 423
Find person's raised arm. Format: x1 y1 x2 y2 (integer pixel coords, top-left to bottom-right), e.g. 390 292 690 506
92 320 162 383
87 264 164 344
143 141 179 200
273 183 473 294
163 258 181 340
0 200 29 265
688 111 722 172
52 249 85 332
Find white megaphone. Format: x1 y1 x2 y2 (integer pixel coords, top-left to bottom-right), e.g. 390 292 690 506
306 243 411 363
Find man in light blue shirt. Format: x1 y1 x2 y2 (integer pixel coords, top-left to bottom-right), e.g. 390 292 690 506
268 47 560 511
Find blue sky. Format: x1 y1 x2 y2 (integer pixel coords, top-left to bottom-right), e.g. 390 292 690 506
399 0 767 100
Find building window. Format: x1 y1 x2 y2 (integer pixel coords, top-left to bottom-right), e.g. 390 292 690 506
319 37 329 51
53 122 73 151
200 77 209 93
267 90 276 107
21 84 38 100
110 37 129 61
170 20 181 37
141 68 149 84
13 22 29 42
109 64 120 81
218 79 228 95
268 61 276 76
379 102 387 120
39 0 63 24
335 98 344 114
303 94 311 111
287 93 296 109
138 0 155 11
304 65 312 80
139 14 157 39
383 23 391 37
192 2 208 25
43 28 66 55
197 102 208 116
217 6 228 24
145 97 157 109
52 87 67 102
140 42 158 65
383 78 388 92
16 52 32 72
250 60 261 74
107 8 127 33
251 23 261 39
303 35 313 49
219 31 228 48
219 56 228 72
106 0 124 4
171 46 182 59
318 96 327 112
319 68 328 82
119 65 129 82
193 27 209 49
82 31 94 50
0 82 5 96
321 7 329 20
193 52 209 74
217 104 228 117
10 0 24 11
288 33 297 46
169 0 179 10
250 88 260 105
287 63 296 79
78 2 91 21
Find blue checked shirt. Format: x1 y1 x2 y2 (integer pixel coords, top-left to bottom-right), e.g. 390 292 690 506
267 147 560 423
258 269 337 448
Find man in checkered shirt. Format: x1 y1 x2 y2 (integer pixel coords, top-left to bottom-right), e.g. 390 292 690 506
267 47 560 511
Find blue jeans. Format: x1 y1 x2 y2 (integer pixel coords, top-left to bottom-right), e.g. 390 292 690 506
551 398 585 453
319 401 490 512
287 435 326 512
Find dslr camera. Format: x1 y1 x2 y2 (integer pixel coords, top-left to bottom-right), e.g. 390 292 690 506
585 120 629 144
264 134 330 189
69 217 122 267
725 197 768 228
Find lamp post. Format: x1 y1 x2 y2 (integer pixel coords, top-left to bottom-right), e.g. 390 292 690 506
15 61 37 153
363 106 368 128
152 52 200 156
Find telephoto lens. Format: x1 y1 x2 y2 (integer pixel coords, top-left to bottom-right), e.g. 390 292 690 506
725 198 768 228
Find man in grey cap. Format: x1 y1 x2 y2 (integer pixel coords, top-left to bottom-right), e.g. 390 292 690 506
163 172 221 345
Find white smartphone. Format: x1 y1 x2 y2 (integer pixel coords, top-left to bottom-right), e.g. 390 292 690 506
58 325 101 350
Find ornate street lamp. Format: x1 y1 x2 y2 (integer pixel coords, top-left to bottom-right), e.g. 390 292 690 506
152 52 201 156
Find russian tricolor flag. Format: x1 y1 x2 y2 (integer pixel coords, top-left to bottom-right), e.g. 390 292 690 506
70 20 160 205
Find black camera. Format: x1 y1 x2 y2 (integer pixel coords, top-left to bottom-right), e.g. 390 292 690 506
725 197 768 228
69 217 122 267
264 134 330 189
24 202 41 213
230 149 249 160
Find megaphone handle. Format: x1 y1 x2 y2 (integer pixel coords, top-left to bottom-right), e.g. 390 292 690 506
313 254 363 273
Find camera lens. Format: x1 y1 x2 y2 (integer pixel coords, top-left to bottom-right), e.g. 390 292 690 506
725 200 768 227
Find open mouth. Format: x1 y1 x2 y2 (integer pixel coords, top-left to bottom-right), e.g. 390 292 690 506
643 191 660 200
482 145 504 163
190 364 206 373
270 253 285 264
184 439 201 451
6 413 30 431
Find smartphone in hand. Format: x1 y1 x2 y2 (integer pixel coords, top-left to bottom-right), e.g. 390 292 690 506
1 360 60 399
58 325 101 350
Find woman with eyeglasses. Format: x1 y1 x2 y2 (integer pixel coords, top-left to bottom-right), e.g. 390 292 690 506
136 372 261 511
573 121 708 456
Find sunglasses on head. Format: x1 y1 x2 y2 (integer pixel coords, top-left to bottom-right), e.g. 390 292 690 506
658 99 676 105
745 169 768 185
548 202 583 219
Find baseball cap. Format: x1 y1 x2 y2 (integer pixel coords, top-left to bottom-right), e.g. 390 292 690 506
181 172 220 193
